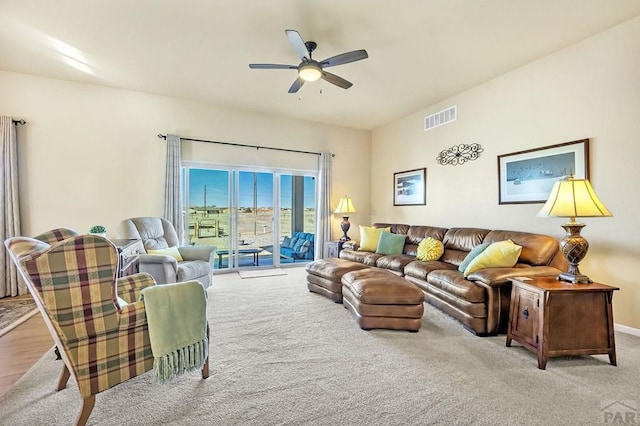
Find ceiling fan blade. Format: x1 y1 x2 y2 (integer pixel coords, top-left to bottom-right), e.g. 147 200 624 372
285 29 310 61
320 49 369 68
249 64 297 69
321 71 353 89
288 77 305 93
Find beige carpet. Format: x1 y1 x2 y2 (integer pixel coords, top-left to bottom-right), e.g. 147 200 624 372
1 267 639 425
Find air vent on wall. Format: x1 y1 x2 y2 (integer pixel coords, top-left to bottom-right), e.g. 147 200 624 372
424 105 457 131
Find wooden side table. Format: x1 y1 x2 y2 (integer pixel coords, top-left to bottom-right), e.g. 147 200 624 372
111 239 144 278
324 240 345 258
506 276 618 370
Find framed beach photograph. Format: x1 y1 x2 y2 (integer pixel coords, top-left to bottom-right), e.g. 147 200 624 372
498 139 590 204
394 168 426 206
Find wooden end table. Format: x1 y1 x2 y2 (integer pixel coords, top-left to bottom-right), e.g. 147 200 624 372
111 239 144 278
324 240 345 258
506 276 618 370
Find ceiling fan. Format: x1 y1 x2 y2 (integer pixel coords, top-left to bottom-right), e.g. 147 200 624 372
249 29 369 94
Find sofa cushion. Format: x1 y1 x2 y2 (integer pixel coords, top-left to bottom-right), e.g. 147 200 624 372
463 240 522 277
288 237 299 250
282 236 292 248
440 227 491 265
405 226 448 255
372 223 410 235
293 238 308 253
375 254 416 274
376 231 406 255
426 269 486 303
339 249 383 266
404 260 457 280
359 226 390 252
416 237 444 261
457 242 491 273
483 230 559 267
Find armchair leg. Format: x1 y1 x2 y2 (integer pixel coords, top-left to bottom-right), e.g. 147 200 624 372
202 356 209 379
76 395 95 426
56 364 71 391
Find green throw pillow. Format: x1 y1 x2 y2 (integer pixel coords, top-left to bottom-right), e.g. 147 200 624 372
376 231 406 255
416 237 444 261
359 225 391 252
458 242 491 273
463 240 522 277
147 246 184 262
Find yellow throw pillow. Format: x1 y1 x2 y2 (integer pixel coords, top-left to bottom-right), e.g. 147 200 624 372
359 225 391 252
147 246 184 262
463 240 522 277
416 237 444 261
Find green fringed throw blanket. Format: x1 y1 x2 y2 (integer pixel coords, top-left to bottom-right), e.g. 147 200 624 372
140 281 208 384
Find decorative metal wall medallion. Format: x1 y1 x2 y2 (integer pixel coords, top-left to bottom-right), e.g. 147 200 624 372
436 143 484 166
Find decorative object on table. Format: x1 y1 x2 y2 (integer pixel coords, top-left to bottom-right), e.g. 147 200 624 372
537 176 612 283
393 168 426 206
334 196 357 241
89 225 107 238
498 139 589 204
436 143 483 166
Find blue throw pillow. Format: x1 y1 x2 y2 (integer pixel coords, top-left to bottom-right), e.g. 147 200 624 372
375 231 407 255
458 243 491 272
293 238 306 252
288 237 299 249
282 236 292 248
298 240 311 254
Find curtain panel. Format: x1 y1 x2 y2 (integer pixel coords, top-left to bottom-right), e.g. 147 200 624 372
164 134 183 243
315 152 333 260
0 116 23 297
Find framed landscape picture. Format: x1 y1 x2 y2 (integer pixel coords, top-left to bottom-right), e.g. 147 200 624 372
394 168 426 206
497 139 590 204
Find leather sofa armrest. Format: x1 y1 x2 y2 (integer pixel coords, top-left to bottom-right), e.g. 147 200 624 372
467 266 563 287
342 240 360 250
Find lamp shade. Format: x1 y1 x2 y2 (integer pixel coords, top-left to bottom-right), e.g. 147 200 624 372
334 197 357 214
537 178 612 219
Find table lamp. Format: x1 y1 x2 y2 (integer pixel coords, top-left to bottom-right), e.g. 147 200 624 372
537 176 612 283
334 196 357 241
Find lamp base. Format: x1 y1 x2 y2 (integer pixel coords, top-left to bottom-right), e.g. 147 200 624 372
557 221 592 284
340 216 351 241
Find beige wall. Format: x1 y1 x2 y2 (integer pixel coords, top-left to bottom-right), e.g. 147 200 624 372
0 71 371 243
371 17 640 330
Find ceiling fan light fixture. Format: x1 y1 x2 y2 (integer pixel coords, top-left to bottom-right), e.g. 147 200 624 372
299 63 322 81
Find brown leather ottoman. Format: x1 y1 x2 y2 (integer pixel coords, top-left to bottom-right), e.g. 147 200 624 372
341 268 425 331
306 258 369 303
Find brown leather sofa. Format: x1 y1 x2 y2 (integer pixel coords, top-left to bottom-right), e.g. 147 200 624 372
339 223 567 335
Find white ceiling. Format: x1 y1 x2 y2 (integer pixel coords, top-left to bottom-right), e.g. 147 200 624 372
2 1 640 131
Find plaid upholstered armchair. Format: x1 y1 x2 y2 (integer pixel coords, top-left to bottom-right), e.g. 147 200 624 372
5 229 209 426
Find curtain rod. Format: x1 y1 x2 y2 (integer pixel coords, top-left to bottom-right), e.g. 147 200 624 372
12 119 26 125
157 134 334 157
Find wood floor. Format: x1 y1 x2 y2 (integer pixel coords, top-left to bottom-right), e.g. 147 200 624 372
0 309 54 397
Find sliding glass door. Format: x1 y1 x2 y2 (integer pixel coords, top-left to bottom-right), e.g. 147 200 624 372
184 164 316 272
